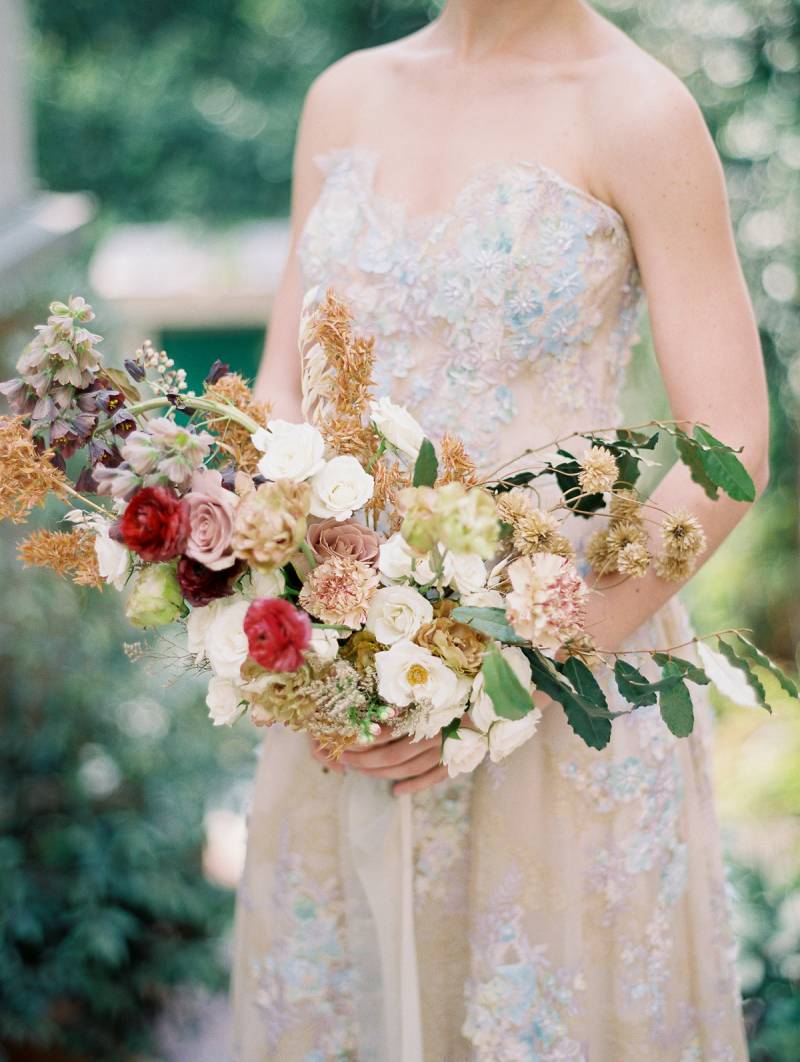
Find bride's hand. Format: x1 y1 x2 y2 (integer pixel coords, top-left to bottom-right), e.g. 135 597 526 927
308 726 449 795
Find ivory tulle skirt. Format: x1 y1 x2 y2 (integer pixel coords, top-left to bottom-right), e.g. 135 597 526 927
230 594 748 1062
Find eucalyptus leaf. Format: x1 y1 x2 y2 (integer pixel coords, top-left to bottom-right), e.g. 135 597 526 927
652 652 709 686
657 661 695 737
523 647 612 749
693 426 756 503
412 437 438 487
614 659 658 707
714 638 769 712
451 606 528 645
733 634 798 700
481 646 534 720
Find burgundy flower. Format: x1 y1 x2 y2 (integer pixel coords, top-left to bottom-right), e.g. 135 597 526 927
120 485 190 562
243 597 312 673
177 556 244 607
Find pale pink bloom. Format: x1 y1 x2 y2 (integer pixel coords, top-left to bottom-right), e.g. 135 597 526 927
506 553 589 649
298 554 380 629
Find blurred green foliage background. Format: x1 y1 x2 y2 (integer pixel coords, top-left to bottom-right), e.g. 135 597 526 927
1 0 798 1057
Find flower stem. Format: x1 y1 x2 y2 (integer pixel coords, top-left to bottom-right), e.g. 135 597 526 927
298 540 318 569
95 396 260 435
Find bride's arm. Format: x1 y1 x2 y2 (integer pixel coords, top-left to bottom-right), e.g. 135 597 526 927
583 68 770 653
252 62 356 416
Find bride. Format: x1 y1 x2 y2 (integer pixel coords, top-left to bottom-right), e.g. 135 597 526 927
232 1 768 1058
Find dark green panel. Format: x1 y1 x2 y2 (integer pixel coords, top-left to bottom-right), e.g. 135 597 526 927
159 326 265 394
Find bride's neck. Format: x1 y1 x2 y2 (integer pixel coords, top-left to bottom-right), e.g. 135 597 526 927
431 0 592 62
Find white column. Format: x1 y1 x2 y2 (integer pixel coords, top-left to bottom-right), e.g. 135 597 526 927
0 0 34 213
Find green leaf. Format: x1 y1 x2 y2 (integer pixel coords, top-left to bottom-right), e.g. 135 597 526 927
523 648 612 749
560 656 609 712
614 659 658 707
657 661 695 737
441 717 462 744
715 638 769 712
451 606 528 645
412 438 438 487
652 652 709 686
729 633 799 703
481 646 534 720
693 426 756 503
674 429 719 500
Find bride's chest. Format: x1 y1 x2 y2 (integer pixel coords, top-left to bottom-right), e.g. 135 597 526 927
297 147 640 359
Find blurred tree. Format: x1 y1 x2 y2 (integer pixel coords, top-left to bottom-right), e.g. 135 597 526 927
0 527 256 1057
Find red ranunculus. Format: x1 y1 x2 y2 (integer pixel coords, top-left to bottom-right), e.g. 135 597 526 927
120 485 190 562
244 597 312 673
177 556 244 607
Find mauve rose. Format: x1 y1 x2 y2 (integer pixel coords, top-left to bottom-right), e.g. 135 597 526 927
185 467 239 570
120 485 189 562
307 517 382 567
244 597 312 673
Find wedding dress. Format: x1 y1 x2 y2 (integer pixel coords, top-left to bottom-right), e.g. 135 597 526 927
230 144 748 1061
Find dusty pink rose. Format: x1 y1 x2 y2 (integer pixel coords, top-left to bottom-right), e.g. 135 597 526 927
185 468 239 571
307 517 382 567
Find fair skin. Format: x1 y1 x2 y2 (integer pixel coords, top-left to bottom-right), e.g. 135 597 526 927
253 0 770 796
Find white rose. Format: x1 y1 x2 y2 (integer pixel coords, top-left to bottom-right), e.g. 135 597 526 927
370 395 425 460
205 598 251 680
448 552 488 595
243 567 286 599
206 675 245 727
366 585 433 645
253 419 326 481
442 727 489 777
488 710 542 763
412 546 455 587
309 455 374 520
186 599 225 661
93 522 131 590
307 627 340 665
375 640 468 715
469 645 533 732
460 588 506 608
378 533 417 582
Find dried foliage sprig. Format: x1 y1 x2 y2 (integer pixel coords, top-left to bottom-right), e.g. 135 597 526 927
18 527 103 588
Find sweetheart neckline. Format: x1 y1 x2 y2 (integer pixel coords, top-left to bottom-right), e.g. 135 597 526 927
311 142 632 245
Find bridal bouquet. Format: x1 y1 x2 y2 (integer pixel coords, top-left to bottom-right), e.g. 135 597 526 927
1 290 795 776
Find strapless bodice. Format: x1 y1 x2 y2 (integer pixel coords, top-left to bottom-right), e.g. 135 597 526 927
297 144 644 472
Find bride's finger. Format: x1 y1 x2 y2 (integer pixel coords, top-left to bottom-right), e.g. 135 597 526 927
345 745 441 780
338 734 438 770
340 723 399 751
393 762 449 796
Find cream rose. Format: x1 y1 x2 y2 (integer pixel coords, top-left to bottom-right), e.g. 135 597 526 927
370 395 425 460
469 646 533 732
206 675 246 727
243 567 286 599
488 710 542 763
366 585 433 645
442 727 489 777
186 599 224 661
309 455 374 520
205 598 251 680
253 419 326 481
448 552 488 595
378 532 417 582
460 588 506 608
307 627 340 665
